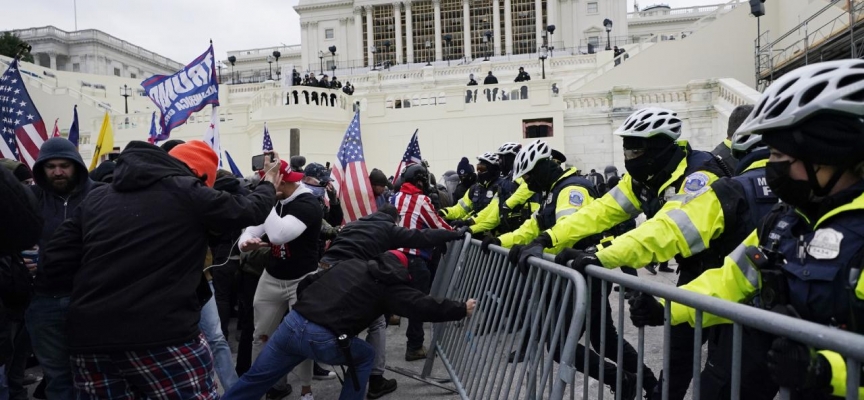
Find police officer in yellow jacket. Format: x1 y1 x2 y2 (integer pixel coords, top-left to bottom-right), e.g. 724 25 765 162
487 139 657 399
630 59 864 399
512 107 730 400
441 152 502 223
467 142 539 236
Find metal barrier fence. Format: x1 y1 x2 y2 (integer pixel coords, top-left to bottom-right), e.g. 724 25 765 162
388 236 589 400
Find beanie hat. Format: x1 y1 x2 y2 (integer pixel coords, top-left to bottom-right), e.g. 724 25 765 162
258 159 304 183
169 140 219 187
387 250 408 268
369 168 388 186
0 159 31 183
727 105 755 138
457 157 474 176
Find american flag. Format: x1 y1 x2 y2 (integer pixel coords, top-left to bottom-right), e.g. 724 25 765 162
52 119 61 138
263 123 273 151
68 105 79 148
0 59 48 168
393 129 421 183
331 111 376 222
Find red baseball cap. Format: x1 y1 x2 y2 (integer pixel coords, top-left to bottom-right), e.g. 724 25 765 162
259 159 304 183
387 250 408 268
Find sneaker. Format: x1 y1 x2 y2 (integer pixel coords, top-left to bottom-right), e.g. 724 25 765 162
609 371 638 400
644 264 657 275
658 264 675 273
367 375 398 399
404 346 427 361
313 363 336 380
299 394 314 400
266 385 293 400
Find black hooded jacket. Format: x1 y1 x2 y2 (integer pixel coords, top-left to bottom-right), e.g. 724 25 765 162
320 210 462 265
295 253 466 337
40 141 276 352
209 173 250 263
29 138 100 295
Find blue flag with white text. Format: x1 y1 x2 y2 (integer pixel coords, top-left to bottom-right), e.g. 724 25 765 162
141 44 219 137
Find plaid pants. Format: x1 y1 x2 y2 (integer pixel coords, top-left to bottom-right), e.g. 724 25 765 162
72 334 218 400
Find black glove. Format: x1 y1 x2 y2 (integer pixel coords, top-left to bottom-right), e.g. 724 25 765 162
438 209 447 218
450 220 468 228
455 226 471 237
481 237 501 254
436 243 449 256
628 293 665 327
767 337 832 391
553 249 601 275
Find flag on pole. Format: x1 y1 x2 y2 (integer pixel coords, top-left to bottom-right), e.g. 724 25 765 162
203 106 223 168
68 105 79 148
89 111 114 171
0 59 48 168
224 151 244 178
147 111 169 145
393 129 422 182
331 111 376 222
52 119 61 137
262 123 273 151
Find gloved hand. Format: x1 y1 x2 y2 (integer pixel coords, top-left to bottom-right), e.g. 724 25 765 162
628 293 665 327
438 209 447 219
456 226 471 237
767 337 832 391
508 233 552 275
481 237 501 254
450 219 468 228
553 249 602 275
436 243 449 256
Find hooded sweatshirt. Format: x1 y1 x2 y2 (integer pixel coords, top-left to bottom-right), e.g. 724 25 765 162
40 141 276 352
29 137 98 295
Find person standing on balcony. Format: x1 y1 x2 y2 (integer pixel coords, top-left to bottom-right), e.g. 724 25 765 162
514 67 531 82
467 74 478 86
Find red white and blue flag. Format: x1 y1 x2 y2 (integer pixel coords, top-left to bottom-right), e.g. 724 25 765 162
0 59 48 168
331 111 376 222
263 123 273 151
393 129 421 183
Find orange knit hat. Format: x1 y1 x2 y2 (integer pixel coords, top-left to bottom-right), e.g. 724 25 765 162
169 140 218 187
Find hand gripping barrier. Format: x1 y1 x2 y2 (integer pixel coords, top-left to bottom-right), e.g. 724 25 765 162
581 264 864 400
387 235 590 399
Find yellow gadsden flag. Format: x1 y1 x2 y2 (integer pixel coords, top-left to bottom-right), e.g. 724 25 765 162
89 112 114 171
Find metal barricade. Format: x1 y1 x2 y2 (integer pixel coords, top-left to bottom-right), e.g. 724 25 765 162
582 264 864 400
388 236 589 400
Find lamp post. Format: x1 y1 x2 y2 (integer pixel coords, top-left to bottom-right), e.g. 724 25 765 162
318 50 324 74
483 30 492 61
371 45 378 71
273 50 281 80
328 45 337 72
425 40 432 66
266 55 274 80
120 84 131 114
217 62 223 84
443 34 452 67
227 56 236 84
539 25 554 79
603 18 613 51
383 40 391 70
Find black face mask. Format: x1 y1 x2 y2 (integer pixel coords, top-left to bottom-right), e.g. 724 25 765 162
525 159 561 193
624 156 653 183
623 142 679 184
765 160 813 208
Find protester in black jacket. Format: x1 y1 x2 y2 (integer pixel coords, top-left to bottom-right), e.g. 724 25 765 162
224 251 474 400
40 140 279 399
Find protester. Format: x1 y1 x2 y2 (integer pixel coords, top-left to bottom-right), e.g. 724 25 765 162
39 140 280 399
369 168 392 209
223 250 475 400
453 157 476 201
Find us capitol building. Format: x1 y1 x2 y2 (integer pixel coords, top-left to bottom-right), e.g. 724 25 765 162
5 0 860 176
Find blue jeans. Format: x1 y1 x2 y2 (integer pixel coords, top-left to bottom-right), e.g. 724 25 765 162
224 311 374 400
200 282 239 390
26 295 74 400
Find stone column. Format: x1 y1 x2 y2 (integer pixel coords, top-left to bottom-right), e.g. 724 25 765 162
572 0 581 50
434 0 443 61
394 2 403 64
405 1 414 63
354 7 364 65
462 0 472 60
310 21 320 73
300 22 309 71
49 53 57 70
492 0 501 56
366 6 375 67
534 0 543 51
504 0 513 54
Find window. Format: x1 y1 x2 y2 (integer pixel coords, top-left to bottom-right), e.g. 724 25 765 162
587 2 598 14
72 63 80 72
113 67 121 76
325 28 334 39
130 73 137 79
588 36 600 47
523 118 553 138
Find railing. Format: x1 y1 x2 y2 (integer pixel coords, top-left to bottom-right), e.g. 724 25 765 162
717 78 761 108
627 2 740 19
12 26 183 70
226 44 303 59
564 35 660 92
246 87 355 113
0 57 121 113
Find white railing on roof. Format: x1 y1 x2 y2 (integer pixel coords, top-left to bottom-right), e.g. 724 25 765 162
627 2 741 19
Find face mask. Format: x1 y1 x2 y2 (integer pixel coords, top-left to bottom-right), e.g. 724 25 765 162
304 182 326 199
766 160 813 208
624 156 653 183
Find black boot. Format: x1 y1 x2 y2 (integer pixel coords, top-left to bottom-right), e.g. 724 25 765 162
367 375 398 399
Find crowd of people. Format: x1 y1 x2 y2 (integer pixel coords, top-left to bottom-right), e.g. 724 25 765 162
290 69 354 96
2 59 864 400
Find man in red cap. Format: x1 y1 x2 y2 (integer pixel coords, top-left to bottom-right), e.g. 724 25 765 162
39 140 282 399
239 159 324 400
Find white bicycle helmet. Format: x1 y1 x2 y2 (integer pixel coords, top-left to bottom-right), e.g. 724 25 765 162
730 131 764 160
614 107 682 140
513 140 551 180
735 59 864 134
477 152 500 165
496 142 522 155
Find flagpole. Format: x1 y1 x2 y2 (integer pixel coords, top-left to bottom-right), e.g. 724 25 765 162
74 0 78 30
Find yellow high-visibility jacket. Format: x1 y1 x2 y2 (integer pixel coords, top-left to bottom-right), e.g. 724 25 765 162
470 178 538 234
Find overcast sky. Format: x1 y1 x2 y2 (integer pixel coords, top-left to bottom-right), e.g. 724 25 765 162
7 0 717 63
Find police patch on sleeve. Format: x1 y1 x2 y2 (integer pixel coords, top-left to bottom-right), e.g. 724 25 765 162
569 190 584 207
683 172 710 195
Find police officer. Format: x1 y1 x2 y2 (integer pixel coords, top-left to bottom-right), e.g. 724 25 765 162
481 139 654 399
469 142 539 236
442 152 503 224
514 107 730 400
630 59 864 400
